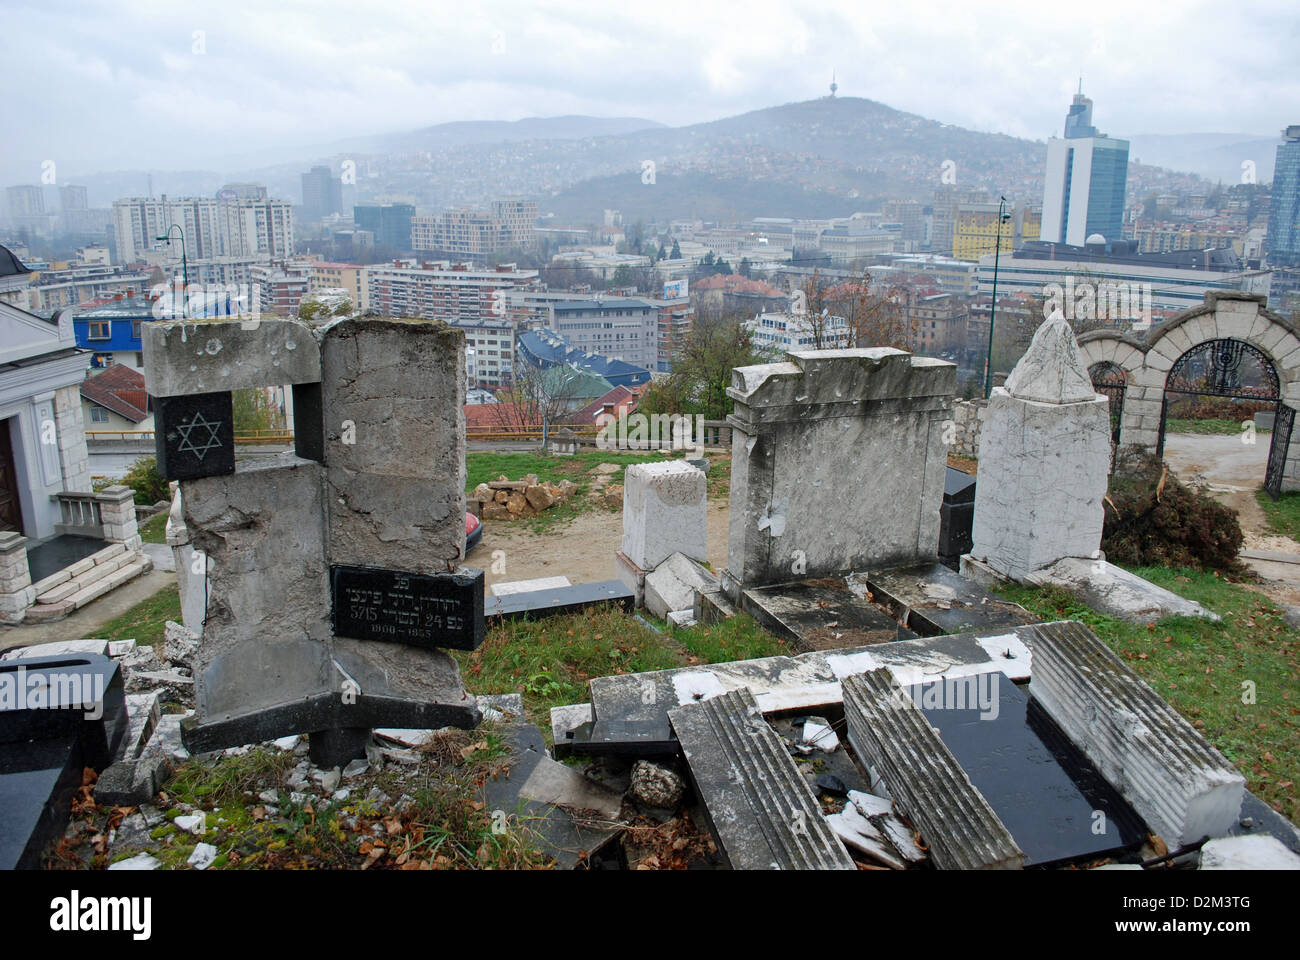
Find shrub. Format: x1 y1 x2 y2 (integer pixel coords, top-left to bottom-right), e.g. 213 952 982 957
121 455 169 506
1101 449 1244 573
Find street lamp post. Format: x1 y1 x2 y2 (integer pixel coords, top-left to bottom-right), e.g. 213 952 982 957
156 225 189 319
983 196 1011 398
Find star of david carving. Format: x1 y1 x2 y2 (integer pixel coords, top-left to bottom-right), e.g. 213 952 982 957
175 411 224 462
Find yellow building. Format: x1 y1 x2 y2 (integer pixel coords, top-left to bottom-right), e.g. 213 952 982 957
952 203 1040 261
309 261 369 310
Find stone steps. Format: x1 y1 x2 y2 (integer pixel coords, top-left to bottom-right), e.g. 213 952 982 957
29 542 128 596
25 555 153 623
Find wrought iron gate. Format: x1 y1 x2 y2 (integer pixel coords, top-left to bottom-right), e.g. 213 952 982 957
1089 361 1126 472
1265 403 1295 500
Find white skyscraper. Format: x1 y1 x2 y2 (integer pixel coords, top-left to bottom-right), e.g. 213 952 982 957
1041 89 1130 249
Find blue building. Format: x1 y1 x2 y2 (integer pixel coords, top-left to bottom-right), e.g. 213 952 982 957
70 296 153 372
517 329 651 389
1266 125 1300 268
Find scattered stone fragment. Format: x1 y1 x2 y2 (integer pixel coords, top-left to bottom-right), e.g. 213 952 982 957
174 813 205 835
802 717 840 752
187 842 218 870
163 620 199 668
629 760 687 809
1199 835 1300 870
107 852 161 871
108 639 138 657
341 758 369 780
272 735 300 751
110 813 151 850
824 805 905 868
257 789 279 804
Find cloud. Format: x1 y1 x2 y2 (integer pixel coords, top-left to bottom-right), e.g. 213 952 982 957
0 0 1296 185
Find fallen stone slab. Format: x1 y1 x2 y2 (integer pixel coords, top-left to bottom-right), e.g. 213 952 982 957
865 563 1040 637
93 755 168 807
491 576 572 597
484 579 633 621
669 687 855 870
1 637 110 660
841 669 1024 870
117 691 162 762
1027 620 1245 849
1025 557 1220 623
825 804 905 868
644 552 717 620
479 724 623 869
587 622 1039 737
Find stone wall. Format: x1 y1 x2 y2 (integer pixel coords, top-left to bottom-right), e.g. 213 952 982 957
53 384 90 491
724 348 955 591
950 399 985 459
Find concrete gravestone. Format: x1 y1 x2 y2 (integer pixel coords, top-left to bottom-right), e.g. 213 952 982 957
723 348 955 594
142 314 484 766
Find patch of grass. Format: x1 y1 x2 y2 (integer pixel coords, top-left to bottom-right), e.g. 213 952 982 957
138 511 168 544
998 566 1299 822
666 612 787 665
1166 417 1266 436
1256 490 1300 541
456 606 688 732
96 582 181 652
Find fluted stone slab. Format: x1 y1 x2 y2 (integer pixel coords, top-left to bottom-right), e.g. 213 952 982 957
1027 620 1245 848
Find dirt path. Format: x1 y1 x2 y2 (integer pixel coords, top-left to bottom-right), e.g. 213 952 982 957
466 497 732 593
1162 432 1300 606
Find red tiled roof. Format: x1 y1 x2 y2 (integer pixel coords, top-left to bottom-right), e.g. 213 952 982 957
81 365 149 422
463 402 540 430
575 385 638 426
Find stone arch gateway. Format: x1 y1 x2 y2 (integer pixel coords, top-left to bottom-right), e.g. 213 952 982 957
1078 291 1300 496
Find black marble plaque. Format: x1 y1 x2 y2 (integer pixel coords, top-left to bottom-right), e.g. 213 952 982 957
331 565 485 651
154 392 235 481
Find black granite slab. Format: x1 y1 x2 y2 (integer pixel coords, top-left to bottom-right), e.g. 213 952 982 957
331 565 485 651
740 580 918 650
868 562 1039 637
0 654 127 770
180 691 481 754
484 579 633 621
912 672 1146 868
0 735 84 869
153 391 235 481
567 718 678 758
944 466 976 504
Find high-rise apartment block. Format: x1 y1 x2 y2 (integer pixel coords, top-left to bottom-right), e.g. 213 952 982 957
411 198 538 255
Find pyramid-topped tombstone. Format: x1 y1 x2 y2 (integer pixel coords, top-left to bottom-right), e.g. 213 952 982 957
966 312 1110 581
1003 311 1099 405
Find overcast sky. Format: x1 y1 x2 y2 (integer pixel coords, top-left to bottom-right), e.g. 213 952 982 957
3 0 1297 185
